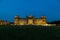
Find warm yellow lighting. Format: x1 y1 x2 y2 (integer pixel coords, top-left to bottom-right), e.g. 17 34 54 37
28 19 33 24
14 15 47 25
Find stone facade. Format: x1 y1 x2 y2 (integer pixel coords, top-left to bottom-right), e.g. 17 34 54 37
0 20 10 25
14 15 47 25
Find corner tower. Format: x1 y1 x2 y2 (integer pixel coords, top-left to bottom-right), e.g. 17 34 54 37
14 15 20 25
26 15 35 25
40 16 47 24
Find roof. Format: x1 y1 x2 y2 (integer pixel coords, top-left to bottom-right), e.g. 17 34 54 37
15 15 20 19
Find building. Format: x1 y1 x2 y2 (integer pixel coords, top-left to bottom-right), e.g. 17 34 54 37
14 15 47 25
0 20 10 25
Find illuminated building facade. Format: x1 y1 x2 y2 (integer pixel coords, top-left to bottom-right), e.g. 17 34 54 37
0 20 10 25
14 15 47 25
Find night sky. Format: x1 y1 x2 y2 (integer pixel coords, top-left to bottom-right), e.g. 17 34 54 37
0 0 60 22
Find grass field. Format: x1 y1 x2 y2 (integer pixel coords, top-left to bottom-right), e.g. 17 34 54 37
0 25 60 40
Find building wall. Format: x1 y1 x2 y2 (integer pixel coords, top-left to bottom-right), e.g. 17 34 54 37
35 19 42 25
27 19 34 25
14 16 47 25
14 19 19 25
0 20 10 25
19 20 25 25
14 21 19 25
14 19 47 25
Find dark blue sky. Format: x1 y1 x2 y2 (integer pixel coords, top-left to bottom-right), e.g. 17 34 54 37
0 0 60 22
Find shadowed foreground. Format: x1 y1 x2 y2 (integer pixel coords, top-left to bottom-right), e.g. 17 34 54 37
0 25 60 40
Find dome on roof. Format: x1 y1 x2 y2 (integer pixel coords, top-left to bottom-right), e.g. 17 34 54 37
26 15 35 19
28 15 33 17
15 15 19 17
15 15 20 19
41 16 46 19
